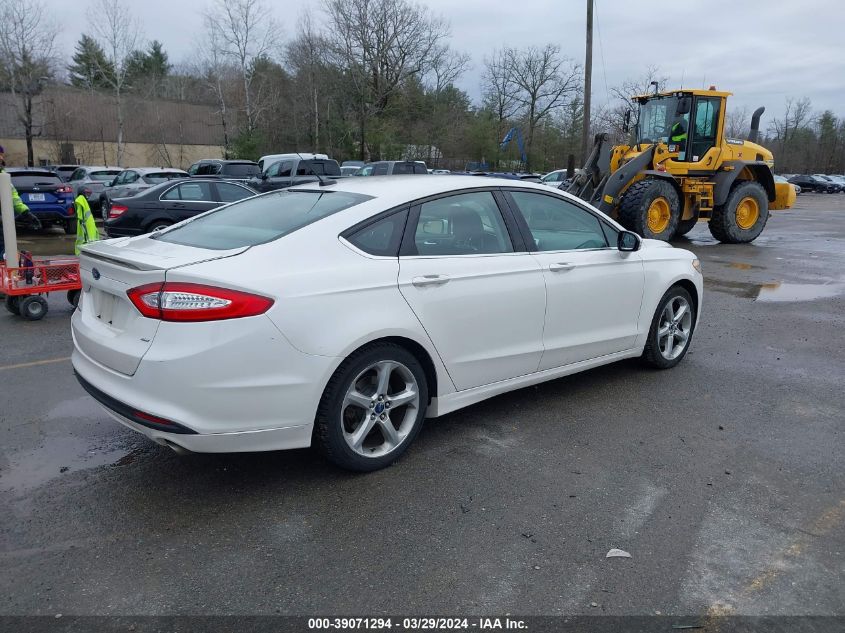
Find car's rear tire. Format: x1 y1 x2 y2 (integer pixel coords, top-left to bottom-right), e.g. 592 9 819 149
314 342 428 472
641 286 696 369
64 220 76 234
4 295 20 315
19 295 48 321
148 222 172 233
67 289 80 309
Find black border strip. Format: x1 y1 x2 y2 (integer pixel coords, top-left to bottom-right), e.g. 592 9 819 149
74 371 197 435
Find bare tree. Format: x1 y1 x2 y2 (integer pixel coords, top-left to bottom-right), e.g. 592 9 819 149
204 0 280 137
502 44 581 171
724 105 750 139
0 0 59 166
88 0 142 166
768 97 812 171
482 49 521 165
286 10 325 150
192 20 240 158
323 0 452 160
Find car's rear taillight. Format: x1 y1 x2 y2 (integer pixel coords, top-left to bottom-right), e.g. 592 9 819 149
109 204 128 218
56 185 73 194
67 205 75 216
126 283 274 322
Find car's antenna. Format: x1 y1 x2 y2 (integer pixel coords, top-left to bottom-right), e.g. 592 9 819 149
295 152 335 187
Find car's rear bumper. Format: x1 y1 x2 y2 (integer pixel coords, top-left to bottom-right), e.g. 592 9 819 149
26 205 74 221
71 312 339 452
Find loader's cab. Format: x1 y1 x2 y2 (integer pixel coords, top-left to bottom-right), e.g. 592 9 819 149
635 89 727 171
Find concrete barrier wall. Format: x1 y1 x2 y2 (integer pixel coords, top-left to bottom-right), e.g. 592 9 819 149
0 138 225 170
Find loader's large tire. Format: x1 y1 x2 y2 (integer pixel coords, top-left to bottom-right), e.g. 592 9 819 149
709 181 769 243
618 178 680 241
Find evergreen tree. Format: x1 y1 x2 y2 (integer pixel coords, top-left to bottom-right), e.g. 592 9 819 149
125 40 171 96
67 34 114 90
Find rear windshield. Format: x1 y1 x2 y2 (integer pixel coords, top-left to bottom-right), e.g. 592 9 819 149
298 160 341 176
10 174 62 186
145 172 186 183
155 189 372 250
90 170 121 181
223 163 261 177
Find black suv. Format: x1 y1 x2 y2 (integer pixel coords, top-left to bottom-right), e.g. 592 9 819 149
248 157 341 193
187 159 261 183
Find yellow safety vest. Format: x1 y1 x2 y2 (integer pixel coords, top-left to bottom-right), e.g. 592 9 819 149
74 195 99 255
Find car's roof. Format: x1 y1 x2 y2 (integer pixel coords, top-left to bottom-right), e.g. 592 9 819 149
79 166 120 172
195 159 258 165
8 169 57 175
290 174 577 208
119 167 189 174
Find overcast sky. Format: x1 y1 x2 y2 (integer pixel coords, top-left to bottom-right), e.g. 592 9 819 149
45 0 845 124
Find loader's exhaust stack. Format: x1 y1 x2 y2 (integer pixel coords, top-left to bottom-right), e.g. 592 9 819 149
748 106 765 143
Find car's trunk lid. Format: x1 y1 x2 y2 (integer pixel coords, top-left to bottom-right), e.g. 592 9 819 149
74 236 248 375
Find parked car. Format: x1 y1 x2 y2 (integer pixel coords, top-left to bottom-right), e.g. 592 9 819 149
8 169 76 233
46 164 81 182
787 174 828 193
827 174 845 190
67 166 123 212
340 165 362 177
432 169 451 175
105 178 256 238
99 167 189 220
775 174 800 195
813 174 843 193
356 161 428 176
248 156 341 193
540 169 570 185
187 159 261 183
72 176 702 472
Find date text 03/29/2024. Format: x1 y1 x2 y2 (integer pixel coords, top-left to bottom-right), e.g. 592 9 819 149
307 618 528 630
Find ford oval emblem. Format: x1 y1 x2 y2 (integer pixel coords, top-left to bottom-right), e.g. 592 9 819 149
92 268 101 280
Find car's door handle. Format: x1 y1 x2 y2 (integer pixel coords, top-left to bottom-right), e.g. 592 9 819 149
549 262 576 272
412 274 451 287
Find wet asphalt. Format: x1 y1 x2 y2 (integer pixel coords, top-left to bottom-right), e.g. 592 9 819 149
0 195 843 617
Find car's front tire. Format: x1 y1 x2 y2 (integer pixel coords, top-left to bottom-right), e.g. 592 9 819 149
641 286 696 369
314 342 428 472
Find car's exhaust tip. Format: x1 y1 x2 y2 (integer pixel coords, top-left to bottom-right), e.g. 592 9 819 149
157 438 192 456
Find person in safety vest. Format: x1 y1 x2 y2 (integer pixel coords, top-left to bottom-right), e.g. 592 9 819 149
0 144 41 261
74 186 99 255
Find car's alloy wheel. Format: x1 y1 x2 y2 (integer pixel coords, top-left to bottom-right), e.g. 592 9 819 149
656 295 693 361
642 286 696 369
315 342 428 471
341 360 421 458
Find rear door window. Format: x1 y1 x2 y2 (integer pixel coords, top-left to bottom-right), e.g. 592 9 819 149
156 190 372 250
414 163 427 174
410 192 513 256
224 163 260 177
373 163 389 175
345 209 408 257
144 172 185 183
393 162 414 175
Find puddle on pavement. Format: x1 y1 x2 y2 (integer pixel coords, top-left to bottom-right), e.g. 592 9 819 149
756 282 845 302
0 435 135 495
705 279 845 302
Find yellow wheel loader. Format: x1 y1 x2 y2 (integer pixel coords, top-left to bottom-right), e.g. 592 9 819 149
566 88 796 242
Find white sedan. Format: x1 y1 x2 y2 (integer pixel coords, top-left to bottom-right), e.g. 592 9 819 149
72 176 703 471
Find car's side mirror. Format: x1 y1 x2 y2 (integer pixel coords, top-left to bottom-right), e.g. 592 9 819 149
618 230 641 252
